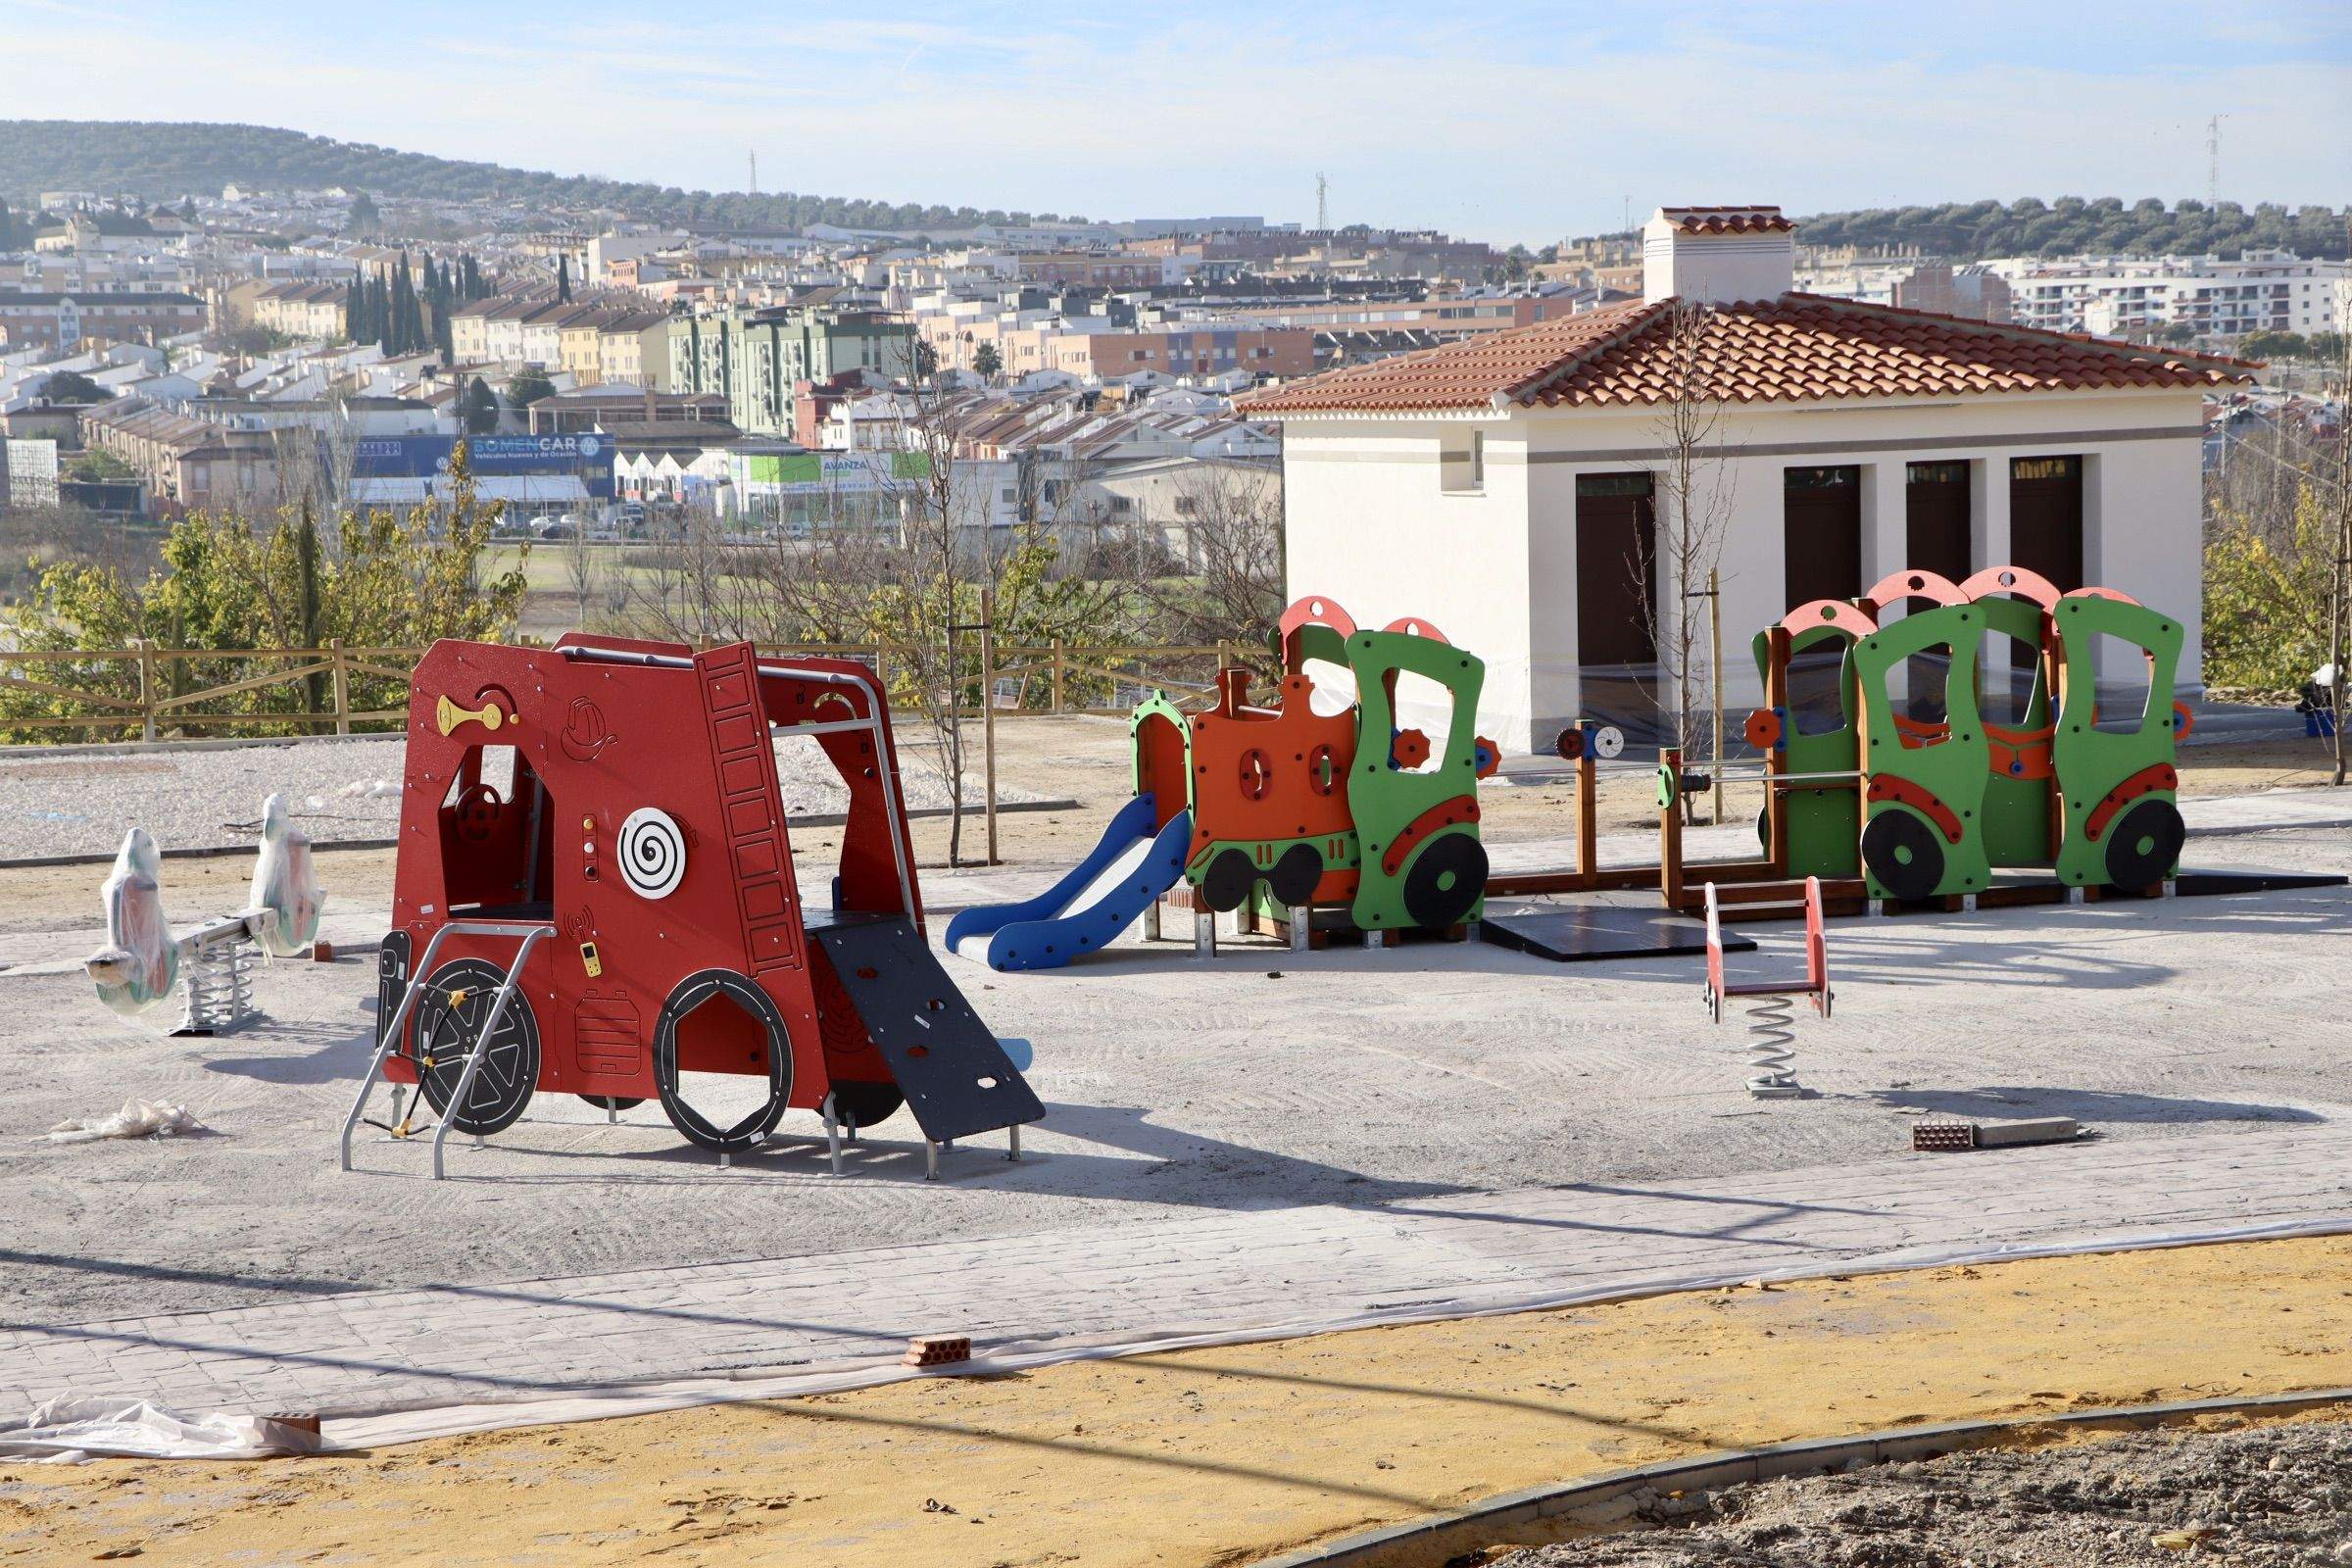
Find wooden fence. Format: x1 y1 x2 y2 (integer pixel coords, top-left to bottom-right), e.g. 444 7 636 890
0 639 1250 745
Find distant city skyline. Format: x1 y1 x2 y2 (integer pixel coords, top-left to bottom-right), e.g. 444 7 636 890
2 0 2346 246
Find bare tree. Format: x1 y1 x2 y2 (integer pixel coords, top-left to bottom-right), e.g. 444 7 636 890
1633 299 1735 820
1135 462 1285 668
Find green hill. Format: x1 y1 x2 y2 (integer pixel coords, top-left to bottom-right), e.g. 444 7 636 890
0 120 1072 234
1795 197 2345 261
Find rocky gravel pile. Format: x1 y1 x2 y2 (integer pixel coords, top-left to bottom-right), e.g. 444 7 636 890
1499 1416 2352 1567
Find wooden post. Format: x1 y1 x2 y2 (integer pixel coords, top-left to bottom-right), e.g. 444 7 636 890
135 639 156 743
980 588 1000 866
329 638 352 736
1050 639 1065 714
1660 746 1685 909
1576 742 1598 888
1766 625 1791 876
1708 566 1725 827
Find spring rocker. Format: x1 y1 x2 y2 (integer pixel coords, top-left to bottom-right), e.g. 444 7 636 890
341 633 1042 1180
84 793 324 1035
1701 875 1831 1097
949 596 1497 968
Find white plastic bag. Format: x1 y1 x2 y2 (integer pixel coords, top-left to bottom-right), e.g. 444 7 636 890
44 1100 207 1144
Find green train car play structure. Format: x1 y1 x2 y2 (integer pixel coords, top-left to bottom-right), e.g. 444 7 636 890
949 597 1495 970
1741 564 2192 903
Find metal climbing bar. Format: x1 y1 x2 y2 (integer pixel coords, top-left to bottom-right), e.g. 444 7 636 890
338 919 552 1175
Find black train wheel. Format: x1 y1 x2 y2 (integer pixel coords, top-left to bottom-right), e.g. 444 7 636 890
653 969 793 1152
1266 843 1324 907
2104 798 2185 894
1861 808 1944 902
1401 832 1488 930
1199 848 1259 912
413 957 540 1137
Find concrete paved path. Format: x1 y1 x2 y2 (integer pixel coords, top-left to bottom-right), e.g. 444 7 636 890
5 1123 2346 1437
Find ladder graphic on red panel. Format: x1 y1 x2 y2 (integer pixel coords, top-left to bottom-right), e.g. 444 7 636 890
693 643 803 975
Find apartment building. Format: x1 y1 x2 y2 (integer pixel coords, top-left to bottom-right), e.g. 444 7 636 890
0 291 209 351
663 304 916 436
1989 251 2345 339
248 280 349 339
79 399 280 514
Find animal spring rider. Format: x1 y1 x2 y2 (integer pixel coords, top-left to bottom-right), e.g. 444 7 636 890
1733 564 2190 908
85 793 323 1035
949 596 1497 969
1701 876 1831 1098
342 634 1041 1180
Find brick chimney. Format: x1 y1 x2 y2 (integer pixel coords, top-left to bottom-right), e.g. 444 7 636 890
1642 206 1797 306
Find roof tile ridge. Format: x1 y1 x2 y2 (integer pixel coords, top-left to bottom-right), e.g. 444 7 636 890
1502 298 1671 406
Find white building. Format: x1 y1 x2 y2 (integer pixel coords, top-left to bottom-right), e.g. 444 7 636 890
1241 205 2254 751
1988 251 2345 340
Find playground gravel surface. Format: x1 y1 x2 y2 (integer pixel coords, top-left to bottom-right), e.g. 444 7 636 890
0 731 1046 860
1497 1415 2352 1567
0 817 2345 1329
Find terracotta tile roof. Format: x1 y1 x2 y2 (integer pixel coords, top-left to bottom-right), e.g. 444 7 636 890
1236 294 2258 416
1661 205 1796 234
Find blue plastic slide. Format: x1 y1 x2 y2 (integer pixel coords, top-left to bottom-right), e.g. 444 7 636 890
945 793 1194 971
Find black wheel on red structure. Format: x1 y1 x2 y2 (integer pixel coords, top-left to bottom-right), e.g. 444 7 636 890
2103 798 2184 894
826 1080 905 1129
413 957 540 1137
1401 832 1487 930
652 968 793 1152
1862 808 1943 903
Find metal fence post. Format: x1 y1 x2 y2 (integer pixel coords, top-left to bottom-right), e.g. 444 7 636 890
329 639 352 736
135 639 156 743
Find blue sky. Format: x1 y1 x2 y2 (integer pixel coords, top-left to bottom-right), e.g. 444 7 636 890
3 0 2345 243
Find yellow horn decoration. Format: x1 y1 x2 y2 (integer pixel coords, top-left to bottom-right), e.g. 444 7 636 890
436 695 507 736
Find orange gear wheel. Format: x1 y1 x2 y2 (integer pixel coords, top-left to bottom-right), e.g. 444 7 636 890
1743 708 1784 751
1390 728 1432 769
1473 736 1501 778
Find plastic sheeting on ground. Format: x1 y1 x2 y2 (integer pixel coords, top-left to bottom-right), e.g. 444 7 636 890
43 1101 207 1144
0 1396 319 1461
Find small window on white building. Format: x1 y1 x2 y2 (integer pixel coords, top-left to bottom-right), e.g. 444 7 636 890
1441 428 1486 494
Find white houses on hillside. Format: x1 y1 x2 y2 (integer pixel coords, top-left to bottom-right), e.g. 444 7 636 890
1239 205 2254 752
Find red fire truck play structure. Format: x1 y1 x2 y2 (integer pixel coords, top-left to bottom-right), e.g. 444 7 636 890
339 633 1043 1179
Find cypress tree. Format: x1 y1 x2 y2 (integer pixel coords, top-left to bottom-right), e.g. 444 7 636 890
557 255 571 302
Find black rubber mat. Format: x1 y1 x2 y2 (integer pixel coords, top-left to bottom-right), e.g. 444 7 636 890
2173 869 2349 896
1480 903 1755 961
811 917 1044 1144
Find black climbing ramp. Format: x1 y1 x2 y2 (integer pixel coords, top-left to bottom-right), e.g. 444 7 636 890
811 917 1045 1144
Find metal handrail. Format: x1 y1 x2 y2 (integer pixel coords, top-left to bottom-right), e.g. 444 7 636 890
338 918 553 1179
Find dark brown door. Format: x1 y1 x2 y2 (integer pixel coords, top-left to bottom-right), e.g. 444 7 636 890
1575 473 1659 736
1904 461 1970 582
1575 475 1657 669
2009 456 2082 592
1784 466 1861 608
